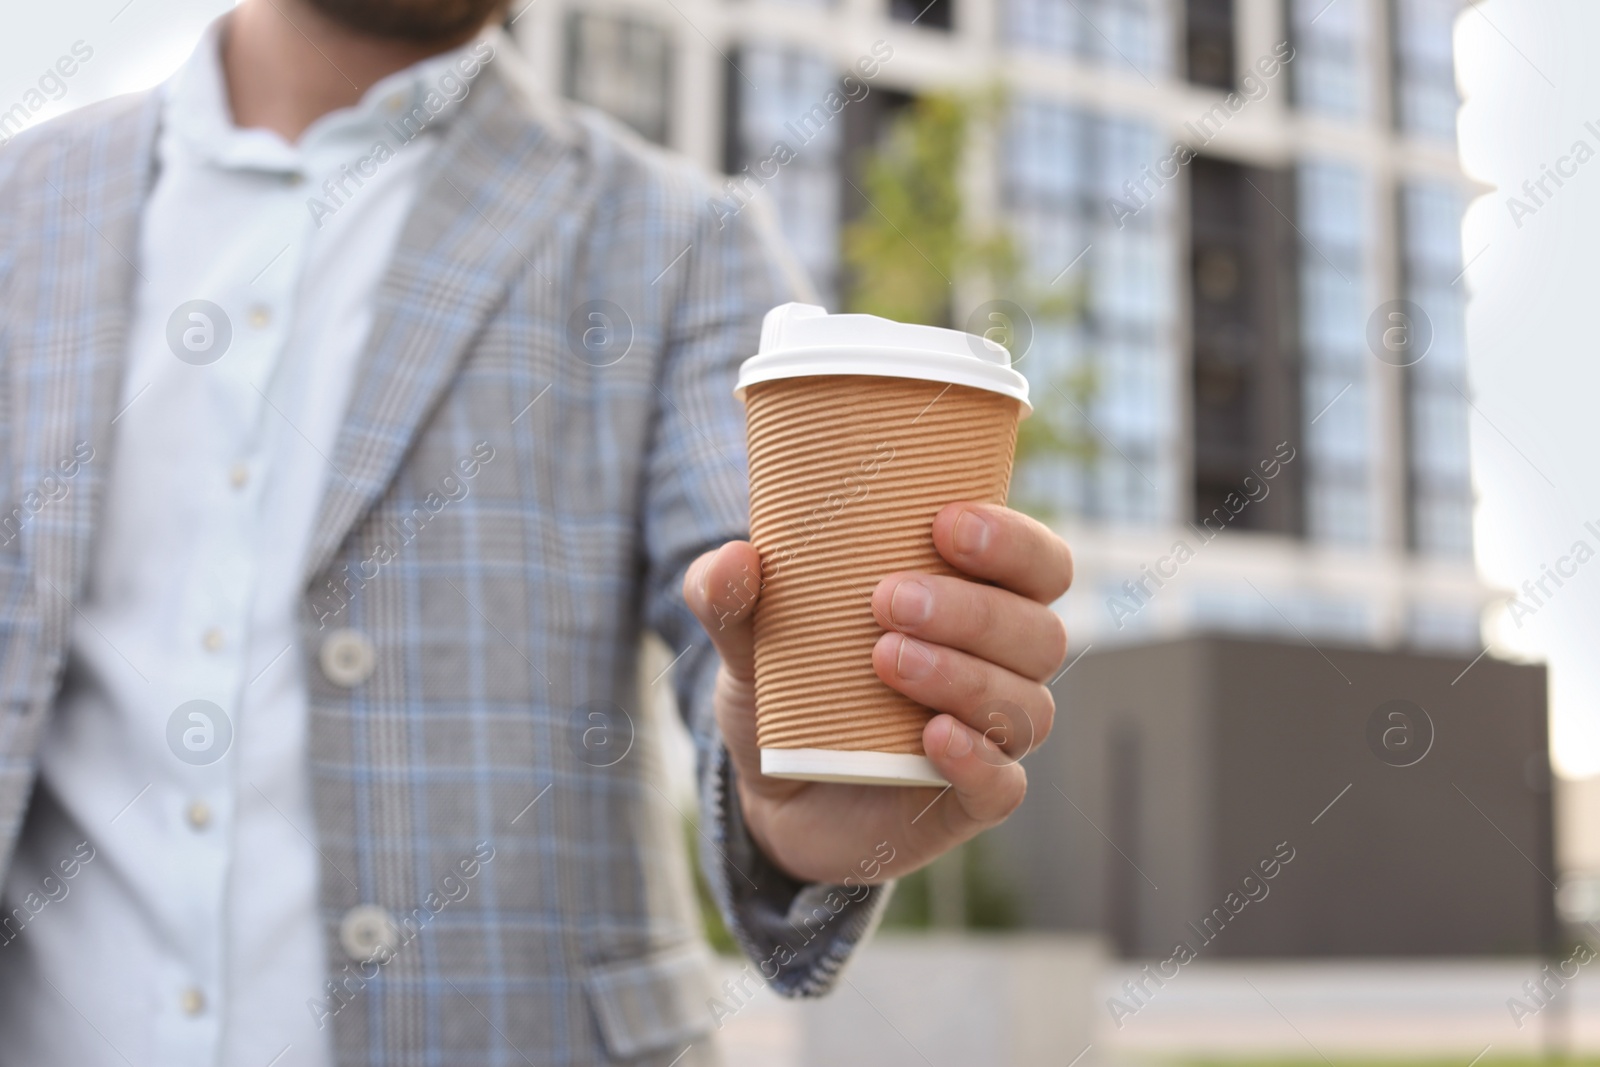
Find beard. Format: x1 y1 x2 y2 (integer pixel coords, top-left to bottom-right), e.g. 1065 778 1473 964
304 0 508 42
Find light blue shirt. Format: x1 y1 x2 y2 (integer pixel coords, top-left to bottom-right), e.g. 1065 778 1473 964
0 20 496 1067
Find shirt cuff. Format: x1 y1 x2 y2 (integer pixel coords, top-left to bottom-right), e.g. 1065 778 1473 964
699 739 891 997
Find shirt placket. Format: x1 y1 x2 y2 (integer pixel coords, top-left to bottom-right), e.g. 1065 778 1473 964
156 161 313 1065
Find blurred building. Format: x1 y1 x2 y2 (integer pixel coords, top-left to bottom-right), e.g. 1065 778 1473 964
515 0 1486 655
519 0 1553 959
1557 775 1600 927
992 635 1554 957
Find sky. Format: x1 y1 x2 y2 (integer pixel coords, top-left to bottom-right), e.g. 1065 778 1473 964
4 0 1599 774
1455 1 1600 776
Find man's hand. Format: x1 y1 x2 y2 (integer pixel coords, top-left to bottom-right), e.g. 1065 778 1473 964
683 502 1073 887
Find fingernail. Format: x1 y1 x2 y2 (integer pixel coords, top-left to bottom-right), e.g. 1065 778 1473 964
942 718 973 758
895 635 933 681
952 510 992 556
889 579 933 627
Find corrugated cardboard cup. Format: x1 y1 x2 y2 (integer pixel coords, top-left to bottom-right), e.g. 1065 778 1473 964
735 303 1032 787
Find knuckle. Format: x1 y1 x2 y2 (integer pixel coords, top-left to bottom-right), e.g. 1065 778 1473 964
966 582 998 639
1043 613 1070 675
997 769 1027 821
957 656 991 706
1055 539 1075 596
1031 687 1056 748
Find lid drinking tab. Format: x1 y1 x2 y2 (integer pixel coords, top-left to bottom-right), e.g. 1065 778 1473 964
758 302 830 355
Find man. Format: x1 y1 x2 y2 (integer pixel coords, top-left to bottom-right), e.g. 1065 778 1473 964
0 0 1073 1063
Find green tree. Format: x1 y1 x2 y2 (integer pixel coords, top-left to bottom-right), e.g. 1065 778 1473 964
842 87 1097 524
880 833 1020 930
686 816 738 955
842 90 1015 326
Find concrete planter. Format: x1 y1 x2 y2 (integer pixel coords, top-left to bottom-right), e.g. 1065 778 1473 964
797 933 1104 1067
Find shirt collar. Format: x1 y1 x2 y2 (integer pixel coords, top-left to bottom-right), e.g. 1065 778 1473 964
162 15 497 175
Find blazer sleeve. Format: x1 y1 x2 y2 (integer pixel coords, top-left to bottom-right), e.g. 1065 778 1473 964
638 191 890 997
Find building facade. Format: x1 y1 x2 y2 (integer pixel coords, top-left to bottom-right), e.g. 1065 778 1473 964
990 634 1553 957
517 0 1488 655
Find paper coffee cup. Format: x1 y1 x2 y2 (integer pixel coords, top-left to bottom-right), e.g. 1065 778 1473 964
735 303 1031 787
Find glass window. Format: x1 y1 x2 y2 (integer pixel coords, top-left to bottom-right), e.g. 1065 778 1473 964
1393 0 1461 140
1006 0 1075 53
563 13 673 146
1286 590 1371 642
1190 585 1371 643
728 46 845 306
1190 587 1276 635
1098 580 1159 639
1287 0 1371 119
1185 0 1236 89
1297 161 1372 546
1005 0 1170 77
1401 179 1473 558
1003 99 1176 527
891 0 953 29
1405 602 1481 652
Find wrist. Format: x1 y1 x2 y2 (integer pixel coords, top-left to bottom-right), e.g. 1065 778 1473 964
733 774 802 883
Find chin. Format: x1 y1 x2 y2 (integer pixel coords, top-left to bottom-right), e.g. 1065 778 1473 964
304 0 507 42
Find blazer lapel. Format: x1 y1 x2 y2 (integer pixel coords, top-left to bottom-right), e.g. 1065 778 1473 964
300 62 592 588
4 94 160 706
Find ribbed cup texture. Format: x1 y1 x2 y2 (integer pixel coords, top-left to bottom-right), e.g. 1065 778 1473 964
744 375 1021 755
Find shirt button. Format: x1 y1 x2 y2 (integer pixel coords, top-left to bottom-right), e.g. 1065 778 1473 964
202 627 225 652
229 462 250 489
339 904 399 962
186 800 211 830
247 305 272 329
320 629 376 687
180 987 205 1015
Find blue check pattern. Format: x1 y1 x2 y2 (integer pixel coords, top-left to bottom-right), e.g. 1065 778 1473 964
0 56 886 1067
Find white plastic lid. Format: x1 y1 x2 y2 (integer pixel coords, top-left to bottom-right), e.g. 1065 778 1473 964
735 303 1032 413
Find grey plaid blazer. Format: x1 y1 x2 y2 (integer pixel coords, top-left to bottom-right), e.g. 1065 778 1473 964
0 50 885 1067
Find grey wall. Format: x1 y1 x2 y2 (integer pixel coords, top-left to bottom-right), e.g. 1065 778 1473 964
987 635 1553 958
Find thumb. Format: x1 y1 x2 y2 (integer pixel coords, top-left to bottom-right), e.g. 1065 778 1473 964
683 541 763 683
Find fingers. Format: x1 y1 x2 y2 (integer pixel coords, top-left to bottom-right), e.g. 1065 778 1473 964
922 714 1028 827
682 541 764 684
871 572 1068 681
872 632 1054 758
931 502 1073 604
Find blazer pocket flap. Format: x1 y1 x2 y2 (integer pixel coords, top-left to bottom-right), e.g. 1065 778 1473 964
585 941 717 1059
